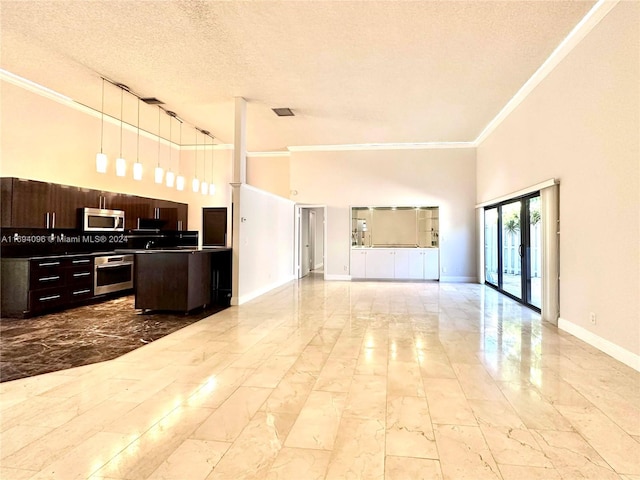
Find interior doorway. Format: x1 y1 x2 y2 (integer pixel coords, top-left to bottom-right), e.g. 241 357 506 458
203 207 228 246
295 205 326 279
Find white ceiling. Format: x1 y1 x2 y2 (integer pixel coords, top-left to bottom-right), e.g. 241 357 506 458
0 0 596 151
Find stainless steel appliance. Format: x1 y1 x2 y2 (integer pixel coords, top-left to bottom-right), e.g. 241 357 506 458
82 207 125 231
94 254 134 295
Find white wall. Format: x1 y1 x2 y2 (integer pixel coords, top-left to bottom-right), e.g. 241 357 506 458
290 148 477 280
236 184 296 304
0 80 233 237
476 2 639 362
247 154 291 199
313 207 324 269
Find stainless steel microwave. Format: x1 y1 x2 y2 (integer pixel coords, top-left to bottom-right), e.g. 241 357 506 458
82 207 125 231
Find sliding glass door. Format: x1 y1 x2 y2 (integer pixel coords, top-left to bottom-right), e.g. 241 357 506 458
484 193 541 311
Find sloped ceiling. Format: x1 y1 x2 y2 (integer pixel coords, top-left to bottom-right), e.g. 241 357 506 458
0 0 595 151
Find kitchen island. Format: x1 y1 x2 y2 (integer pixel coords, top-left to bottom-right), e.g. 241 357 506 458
130 247 232 313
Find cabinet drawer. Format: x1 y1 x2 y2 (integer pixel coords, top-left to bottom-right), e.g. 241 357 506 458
28 287 66 312
67 268 94 285
30 257 64 278
67 286 94 303
30 262 65 288
66 265 94 286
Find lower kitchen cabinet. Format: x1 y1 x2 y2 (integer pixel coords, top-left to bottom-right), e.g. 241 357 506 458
1 254 95 317
350 248 439 280
135 249 232 312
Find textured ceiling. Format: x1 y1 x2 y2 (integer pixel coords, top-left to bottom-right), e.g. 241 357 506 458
0 0 596 151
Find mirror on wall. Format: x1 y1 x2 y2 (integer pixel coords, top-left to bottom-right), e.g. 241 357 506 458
351 206 439 247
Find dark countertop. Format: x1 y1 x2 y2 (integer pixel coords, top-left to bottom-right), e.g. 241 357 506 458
1 251 117 261
2 247 231 260
115 247 231 254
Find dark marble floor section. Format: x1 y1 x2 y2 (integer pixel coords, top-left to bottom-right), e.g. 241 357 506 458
0 295 226 382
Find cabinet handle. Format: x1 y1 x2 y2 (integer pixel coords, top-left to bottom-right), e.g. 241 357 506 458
72 289 91 295
51 212 56 228
38 261 60 267
73 272 91 278
45 212 50 228
72 259 90 264
39 294 61 302
39 275 60 282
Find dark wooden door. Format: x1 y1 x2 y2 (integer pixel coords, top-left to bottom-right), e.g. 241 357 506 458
203 207 227 246
11 179 51 228
50 184 82 228
1 178 13 227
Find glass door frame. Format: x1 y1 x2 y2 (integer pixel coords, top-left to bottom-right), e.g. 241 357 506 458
484 192 541 313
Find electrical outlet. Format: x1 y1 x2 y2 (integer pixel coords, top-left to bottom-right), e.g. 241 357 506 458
344 265 348 272
590 312 597 325
442 266 447 273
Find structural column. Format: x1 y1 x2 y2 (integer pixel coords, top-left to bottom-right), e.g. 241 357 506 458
230 97 247 305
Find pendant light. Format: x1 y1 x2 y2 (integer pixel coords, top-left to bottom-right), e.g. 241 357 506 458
192 128 200 192
165 111 175 187
200 130 208 195
133 95 143 181
115 86 126 177
96 78 108 173
176 119 185 191
154 106 164 184
209 135 216 196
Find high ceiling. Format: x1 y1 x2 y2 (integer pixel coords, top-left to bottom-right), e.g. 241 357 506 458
0 0 596 152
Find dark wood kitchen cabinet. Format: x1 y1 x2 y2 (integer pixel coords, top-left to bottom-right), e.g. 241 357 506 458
1 177 188 231
3 178 83 229
150 199 188 231
1 177 13 226
1 254 95 317
135 250 212 313
9 178 80 229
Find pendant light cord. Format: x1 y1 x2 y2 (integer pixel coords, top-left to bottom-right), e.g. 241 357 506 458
136 97 140 161
100 78 105 154
119 87 123 157
157 106 161 168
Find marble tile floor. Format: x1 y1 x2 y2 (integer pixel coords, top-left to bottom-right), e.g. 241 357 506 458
0 277 638 479
0 295 226 382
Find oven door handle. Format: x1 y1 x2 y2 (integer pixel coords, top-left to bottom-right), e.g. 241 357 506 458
96 262 134 269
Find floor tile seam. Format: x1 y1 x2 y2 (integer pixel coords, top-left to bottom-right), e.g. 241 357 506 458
528 427 621 474
556 403 640 474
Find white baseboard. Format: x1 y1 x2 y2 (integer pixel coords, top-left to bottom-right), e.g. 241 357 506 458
440 276 477 283
232 275 296 305
325 274 351 281
558 317 640 372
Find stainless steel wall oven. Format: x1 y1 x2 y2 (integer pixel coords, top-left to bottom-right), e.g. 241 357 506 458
94 254 134 295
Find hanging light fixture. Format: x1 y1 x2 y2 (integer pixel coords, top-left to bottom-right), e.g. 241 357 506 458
96 78 108 173
176 119 185 191
192 128 200 192
133 95 143 181
200 130 208 195
165 111 175 187
209 135 216 196
115 86 127 177
154 106 164 184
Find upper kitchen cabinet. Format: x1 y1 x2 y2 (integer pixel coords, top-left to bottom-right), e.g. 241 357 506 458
8 178 82 229
1 177 187 231
151 199 188 231
1 177 13 226
109 194 153 230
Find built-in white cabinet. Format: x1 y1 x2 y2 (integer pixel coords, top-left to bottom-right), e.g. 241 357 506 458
351 248 439 280
365 249 395 279
351 250 367 278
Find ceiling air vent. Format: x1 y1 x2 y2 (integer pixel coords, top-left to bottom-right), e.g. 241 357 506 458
272 107 294 117
141 97 165 105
